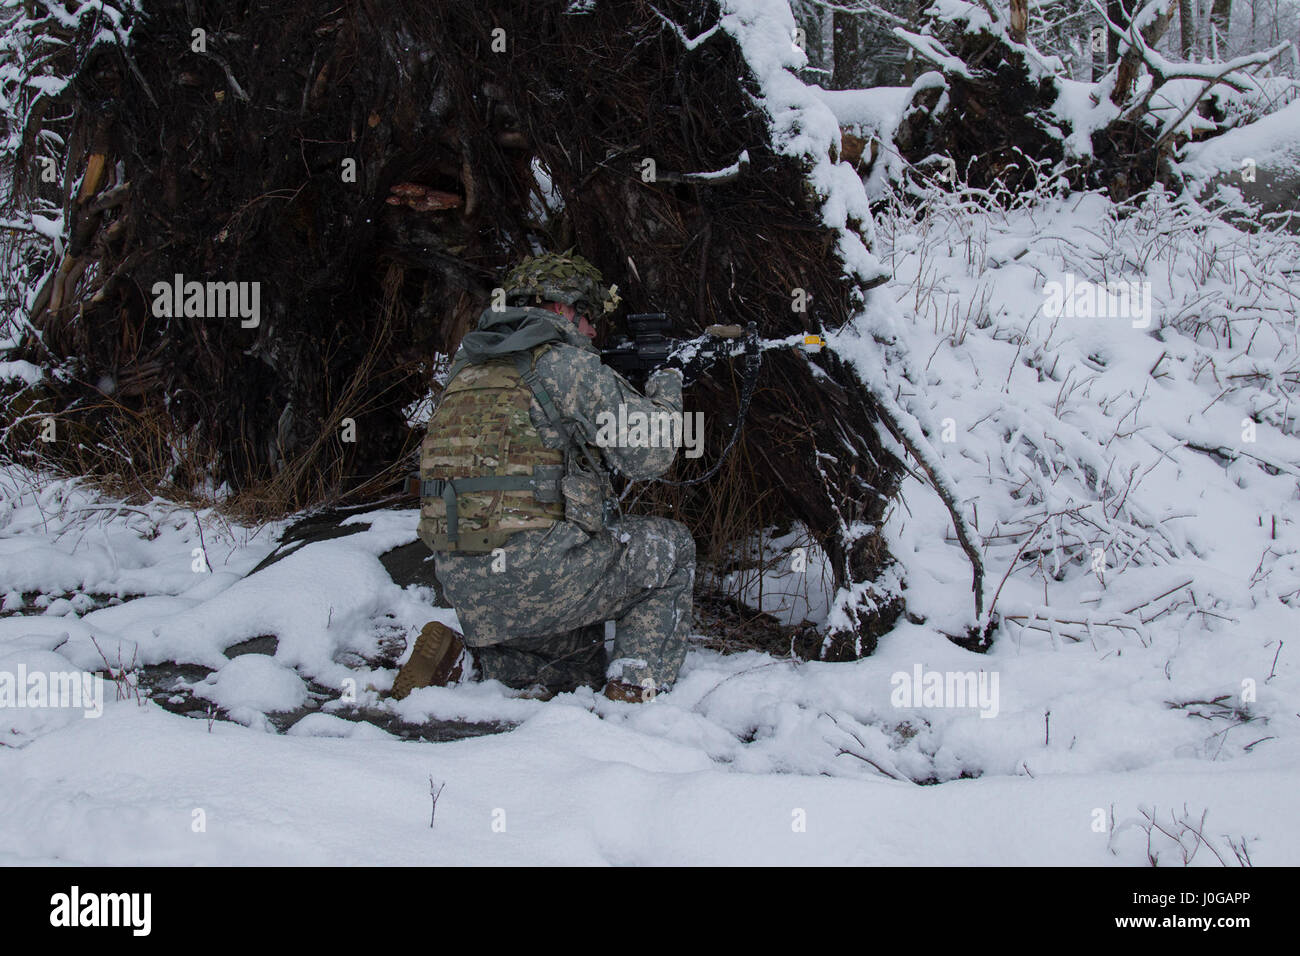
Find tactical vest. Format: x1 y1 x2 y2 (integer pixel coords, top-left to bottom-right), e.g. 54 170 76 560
418 346 573 554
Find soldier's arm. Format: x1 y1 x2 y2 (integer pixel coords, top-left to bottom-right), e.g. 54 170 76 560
550 349 684 480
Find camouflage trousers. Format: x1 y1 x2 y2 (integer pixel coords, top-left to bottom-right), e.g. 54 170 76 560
470 623 607 693
435 516 694 691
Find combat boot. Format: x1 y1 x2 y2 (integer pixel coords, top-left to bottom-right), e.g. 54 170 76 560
512 683 557 701
603 679 655 703
391 621 466 699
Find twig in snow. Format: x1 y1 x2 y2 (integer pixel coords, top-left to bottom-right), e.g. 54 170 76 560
191 508 211 571
89 635 142 705
429 777 446 828
822 711 914 784
986 508 1083 622
872 393 986 617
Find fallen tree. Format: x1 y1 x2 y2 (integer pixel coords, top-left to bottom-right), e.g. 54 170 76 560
862 0 1297 199
3 0 999 656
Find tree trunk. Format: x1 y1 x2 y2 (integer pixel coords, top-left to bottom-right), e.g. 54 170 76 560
831 9 865 89
1108 0 1135 63
1179 0 1196 56
1092 15 1108 81
1111 0 1179 105
1210 0 1232 54
1008 0 1029 44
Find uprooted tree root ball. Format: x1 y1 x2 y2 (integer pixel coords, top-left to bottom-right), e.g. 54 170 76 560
3 1 907 657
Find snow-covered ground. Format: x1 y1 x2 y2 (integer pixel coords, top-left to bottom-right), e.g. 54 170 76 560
0 486 1293 864
2 185 1298 865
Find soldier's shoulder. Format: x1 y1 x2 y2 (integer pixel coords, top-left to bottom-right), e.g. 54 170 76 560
537 341 602 375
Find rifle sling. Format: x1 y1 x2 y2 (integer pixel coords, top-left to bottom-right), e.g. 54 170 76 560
513 353 607 480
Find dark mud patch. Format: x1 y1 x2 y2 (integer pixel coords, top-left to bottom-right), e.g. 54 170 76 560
129 656 514 742
0 591 145 619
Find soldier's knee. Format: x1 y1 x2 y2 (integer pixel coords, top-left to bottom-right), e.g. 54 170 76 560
617 517 691 589
648 516 694 563
672 522 695 569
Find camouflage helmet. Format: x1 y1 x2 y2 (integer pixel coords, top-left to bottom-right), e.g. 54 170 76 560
503 249 621 319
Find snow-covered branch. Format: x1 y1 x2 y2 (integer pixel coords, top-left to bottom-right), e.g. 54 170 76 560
892 28 973 78
656 150 751 184
649 6 724 51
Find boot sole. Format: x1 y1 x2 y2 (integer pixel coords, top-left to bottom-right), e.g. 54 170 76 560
392 621 464 699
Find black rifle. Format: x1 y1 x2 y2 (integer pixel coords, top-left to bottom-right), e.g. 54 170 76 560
601 312 746 382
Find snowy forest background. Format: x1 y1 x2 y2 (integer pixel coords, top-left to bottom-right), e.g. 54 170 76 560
1 0 1298 865
803 0 1300 88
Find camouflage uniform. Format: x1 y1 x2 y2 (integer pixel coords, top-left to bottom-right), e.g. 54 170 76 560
471 622 608 693
433 310 694 692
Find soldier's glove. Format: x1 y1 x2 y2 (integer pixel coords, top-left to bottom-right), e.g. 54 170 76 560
663 347 718 388
663 325 744 387
645 366 684 402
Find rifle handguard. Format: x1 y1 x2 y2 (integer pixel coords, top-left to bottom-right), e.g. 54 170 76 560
601 317 746 385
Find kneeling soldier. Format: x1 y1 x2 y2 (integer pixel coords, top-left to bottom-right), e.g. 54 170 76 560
394 251 694 703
